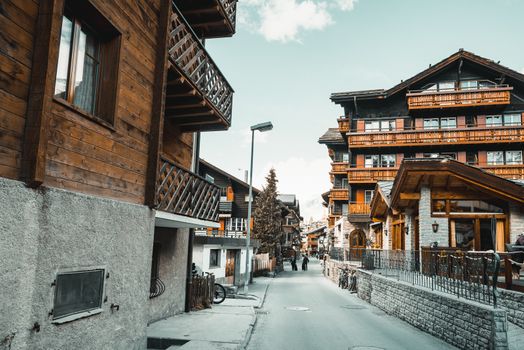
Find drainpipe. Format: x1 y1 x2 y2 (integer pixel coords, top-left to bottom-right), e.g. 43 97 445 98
185 132 201 312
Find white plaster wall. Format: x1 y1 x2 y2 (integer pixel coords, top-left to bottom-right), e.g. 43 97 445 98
0 178 155 350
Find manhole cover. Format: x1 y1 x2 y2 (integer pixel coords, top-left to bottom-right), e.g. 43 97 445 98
256 310 269 315
341 305 367 310
349 347 385 350
284 306 310 311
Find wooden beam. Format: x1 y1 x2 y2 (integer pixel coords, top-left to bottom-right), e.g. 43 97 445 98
22 0 65 187
145 0 172 208
400 193 421 200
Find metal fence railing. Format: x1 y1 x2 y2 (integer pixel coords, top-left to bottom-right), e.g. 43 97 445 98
343 248 502 308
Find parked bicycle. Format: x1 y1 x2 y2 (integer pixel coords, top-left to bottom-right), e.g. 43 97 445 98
213 282 226 304
338 267 349 289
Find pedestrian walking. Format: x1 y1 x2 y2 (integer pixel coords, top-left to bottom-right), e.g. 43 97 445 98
291 256 298 271
301 255 309 271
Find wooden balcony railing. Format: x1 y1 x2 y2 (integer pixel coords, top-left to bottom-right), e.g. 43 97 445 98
330 188 349 200
220 0 237 28
407 86 512 110
156 156 220 222
349 202 371 215
347 167 398 182
348 125 524 148
331 162 348 173
175 0 237 38
477 164 524 180
338 118 350 134
167 4 234 126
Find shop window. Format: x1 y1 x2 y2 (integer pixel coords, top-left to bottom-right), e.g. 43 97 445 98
54 0 121 125
53 269 105 320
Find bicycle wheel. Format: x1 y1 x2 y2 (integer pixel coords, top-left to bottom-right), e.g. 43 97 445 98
213 283 226 304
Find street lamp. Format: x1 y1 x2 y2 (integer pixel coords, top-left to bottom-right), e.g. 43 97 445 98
244 121 273 294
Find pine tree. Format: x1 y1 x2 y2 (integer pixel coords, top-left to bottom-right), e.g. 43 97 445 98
253 168 282 257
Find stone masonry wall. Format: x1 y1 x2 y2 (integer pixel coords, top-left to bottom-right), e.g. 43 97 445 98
419 186 448 250
509 204 524 243
498 288 524 329
0 177 155 350
355 270 508 350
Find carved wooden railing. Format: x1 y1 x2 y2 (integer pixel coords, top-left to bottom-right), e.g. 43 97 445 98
156 156 220 222
338 118 350 133
349 202 371 215
169 3 234 123
348 125 524 148
347 167 398 182
219 0 237 27
407 86 512 110
330 188 349 200
331 162 348 173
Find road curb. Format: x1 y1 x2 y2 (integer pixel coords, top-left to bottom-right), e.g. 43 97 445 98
238 308 257 350
255 279 272 309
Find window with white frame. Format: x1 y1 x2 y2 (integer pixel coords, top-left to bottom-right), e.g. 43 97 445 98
423 118 439 130
505 151 523 165
364 155 379 168
226 218 246 232
440 117 456 129
53 269 105 320
205 174 214 183
381 154 396 168
364 190 374 204
342 203 348 215
486 115 503 127
460 80 478 90
503 114 521 126
209 249 221 268
487 151 504 165
365 121 379 132
365 120 395 132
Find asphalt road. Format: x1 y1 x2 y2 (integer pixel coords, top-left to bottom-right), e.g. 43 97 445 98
247 258 457 350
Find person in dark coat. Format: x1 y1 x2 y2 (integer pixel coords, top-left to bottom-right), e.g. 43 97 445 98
301 255 309 271
291 256 298 271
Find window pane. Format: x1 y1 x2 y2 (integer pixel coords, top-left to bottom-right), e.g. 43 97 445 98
381 154 396 167
365 121 379 132
486 115 502 127
423 118 439 130
73 27 99 115
54 16 74 99
441 118 456 129
439 82 454 91
504 114 521 126
364 190 374 203
54 270 104 319
381 120 395 131
506 151 522 165
460 80 477 90
365 155 379 168
487 151 504 165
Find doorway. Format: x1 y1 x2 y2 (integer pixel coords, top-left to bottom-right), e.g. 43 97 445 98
225 250 236 285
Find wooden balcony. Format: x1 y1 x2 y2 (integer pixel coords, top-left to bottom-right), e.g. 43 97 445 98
165 4 234 131
348 167 398 183
349 202 371 215
156 155 220 222
478 164 524 180
331 162 348 174
407 86 512 110
348 125 524 149
175 0 237 38
338 118 350 134
330 188 349 200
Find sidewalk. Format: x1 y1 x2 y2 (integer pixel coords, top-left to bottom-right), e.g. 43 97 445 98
147 277 273 349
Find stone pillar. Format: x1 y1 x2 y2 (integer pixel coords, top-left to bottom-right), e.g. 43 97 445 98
509 203 524 244
418 186 448 250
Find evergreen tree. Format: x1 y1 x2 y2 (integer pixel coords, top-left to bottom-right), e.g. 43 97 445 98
253 168 282 257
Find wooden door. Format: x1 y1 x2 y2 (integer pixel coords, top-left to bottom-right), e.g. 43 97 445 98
225 250 236 284
392 223 405 250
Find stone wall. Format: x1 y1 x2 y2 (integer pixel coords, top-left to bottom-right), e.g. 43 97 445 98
498 288 524 329
355 270 508 350
509 204 524 243
418 186 448 250
0 178 155 350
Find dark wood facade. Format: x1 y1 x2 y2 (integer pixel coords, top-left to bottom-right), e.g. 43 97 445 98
322 50 524 229
0 0 236 219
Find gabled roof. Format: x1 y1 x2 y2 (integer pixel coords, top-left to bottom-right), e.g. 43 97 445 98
370 181 394 220
199 159 261 194
331 49 524 104
318 128 345 145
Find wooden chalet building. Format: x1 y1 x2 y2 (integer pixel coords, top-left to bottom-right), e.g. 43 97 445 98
320 49 524 253
278 194 302 257
193 159 261 286
0 0 237 349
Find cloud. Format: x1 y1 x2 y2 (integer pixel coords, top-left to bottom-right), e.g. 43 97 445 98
238 0 358 43
521 67 524 74
254 156 331 221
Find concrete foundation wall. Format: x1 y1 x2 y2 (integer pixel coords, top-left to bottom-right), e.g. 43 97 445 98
148 227 189 323
498 288 524 329
356 270 508 350
0 178 155 350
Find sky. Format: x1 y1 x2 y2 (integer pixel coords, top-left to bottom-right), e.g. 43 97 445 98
200 0 524 222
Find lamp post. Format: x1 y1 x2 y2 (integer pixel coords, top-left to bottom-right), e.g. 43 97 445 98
244 121 273 294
